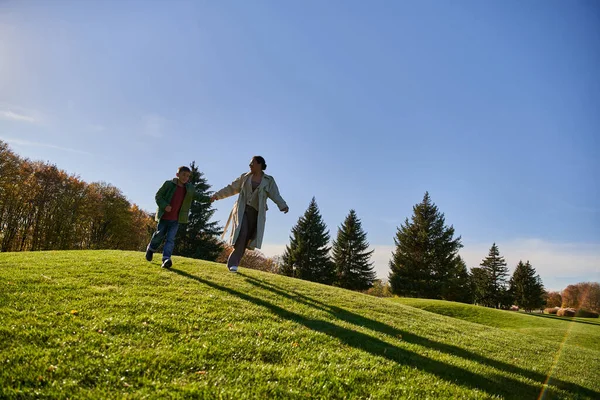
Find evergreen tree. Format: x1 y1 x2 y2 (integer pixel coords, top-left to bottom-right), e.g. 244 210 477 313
173 162 223 261
470 267 494 306
280 197 335 285
388 192 465 300
510 260 546 312
332 209 376 291
479 243 509 308
442 255 472 303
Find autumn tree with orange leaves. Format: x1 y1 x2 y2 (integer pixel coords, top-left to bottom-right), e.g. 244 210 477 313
562 282 600 313
0 140 154 252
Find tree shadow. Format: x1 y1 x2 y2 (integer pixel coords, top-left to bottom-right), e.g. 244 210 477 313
527 313 600 326
240 274 599 399
170 268 599 399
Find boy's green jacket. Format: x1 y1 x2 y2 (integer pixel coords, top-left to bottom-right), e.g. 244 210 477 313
155 179 207 223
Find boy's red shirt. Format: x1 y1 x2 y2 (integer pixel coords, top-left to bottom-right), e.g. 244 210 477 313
161 185 186 221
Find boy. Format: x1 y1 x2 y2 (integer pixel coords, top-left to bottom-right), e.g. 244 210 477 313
145 166 207 268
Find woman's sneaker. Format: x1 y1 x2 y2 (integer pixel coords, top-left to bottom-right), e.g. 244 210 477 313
145 248 153 261
161 259 173 269
229 265 238 272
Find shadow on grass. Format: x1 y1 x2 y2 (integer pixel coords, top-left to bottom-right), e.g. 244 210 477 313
240 275 599 399
527 313 600 326
171 268 599 400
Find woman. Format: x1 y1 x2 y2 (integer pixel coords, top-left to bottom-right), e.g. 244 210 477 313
210 156 289 272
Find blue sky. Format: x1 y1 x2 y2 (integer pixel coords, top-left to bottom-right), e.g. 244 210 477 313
1 0 598 290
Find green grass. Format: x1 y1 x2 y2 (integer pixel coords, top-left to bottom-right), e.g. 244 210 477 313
392 298 600 352
0 251 599 399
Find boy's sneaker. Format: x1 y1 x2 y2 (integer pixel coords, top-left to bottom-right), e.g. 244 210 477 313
229 265 238 272
161 259 172 269
145 248 153 262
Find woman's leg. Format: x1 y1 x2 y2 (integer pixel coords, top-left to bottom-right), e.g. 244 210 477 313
245 207 259 243
227 212 249 270
227 207 259 271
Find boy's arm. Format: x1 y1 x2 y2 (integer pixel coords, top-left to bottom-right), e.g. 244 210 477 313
212 174 245 200
155 181 171 209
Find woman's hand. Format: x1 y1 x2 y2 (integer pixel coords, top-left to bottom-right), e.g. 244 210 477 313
210 194 218 202
282 206 289 214
165 205 172 212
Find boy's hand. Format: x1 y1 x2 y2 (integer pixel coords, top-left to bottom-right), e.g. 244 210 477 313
282 206 289 214
165 205 172 212
210 195 218 202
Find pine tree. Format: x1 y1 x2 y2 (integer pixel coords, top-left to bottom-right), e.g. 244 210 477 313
479 243 509 308
280 197 335 285
388 192 466 300
442 255 472 303
173 162 223 261
332 209 376 291
470 267 493 306
509 260 546 312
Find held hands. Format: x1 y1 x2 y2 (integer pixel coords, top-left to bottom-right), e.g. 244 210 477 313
208 192 286 213
165 205 172 212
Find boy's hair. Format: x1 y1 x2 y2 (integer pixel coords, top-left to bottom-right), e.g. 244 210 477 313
178 166 191 174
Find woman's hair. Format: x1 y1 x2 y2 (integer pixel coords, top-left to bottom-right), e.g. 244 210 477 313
253 156 267 171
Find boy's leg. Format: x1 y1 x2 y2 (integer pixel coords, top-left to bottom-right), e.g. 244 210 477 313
161 220 179 266
146 220 168 261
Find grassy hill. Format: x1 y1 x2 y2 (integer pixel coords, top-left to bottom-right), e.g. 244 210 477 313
1 251 599 399
393 298 600 352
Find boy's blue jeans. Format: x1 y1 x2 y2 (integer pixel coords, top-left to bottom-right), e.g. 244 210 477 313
147 219 179 260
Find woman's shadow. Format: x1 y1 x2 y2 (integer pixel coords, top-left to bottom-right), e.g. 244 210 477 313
170 268 599 400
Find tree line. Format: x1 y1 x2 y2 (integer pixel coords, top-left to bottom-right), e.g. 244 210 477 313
281 191 548 311
2 141 596 313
